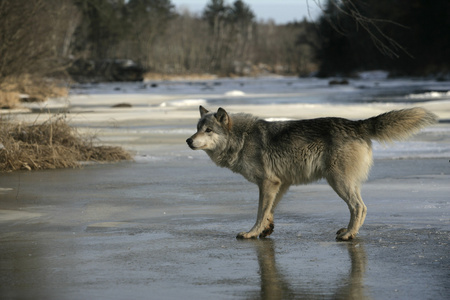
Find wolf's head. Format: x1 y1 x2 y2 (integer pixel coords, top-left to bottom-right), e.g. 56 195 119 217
186 106 232 151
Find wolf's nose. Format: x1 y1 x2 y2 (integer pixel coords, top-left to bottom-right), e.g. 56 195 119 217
186 138 193 145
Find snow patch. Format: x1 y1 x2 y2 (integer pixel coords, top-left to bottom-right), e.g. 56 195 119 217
224 90 245 96
405 91 450 100
159 99 207 107
264 117 293 122
358 70 389 80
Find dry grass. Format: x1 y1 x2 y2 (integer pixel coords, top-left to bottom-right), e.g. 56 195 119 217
0 75 68 109
0 91 20 109
0 117 132 172
144 72 217 81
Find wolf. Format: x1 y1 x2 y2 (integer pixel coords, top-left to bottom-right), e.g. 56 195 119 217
186 106 437 240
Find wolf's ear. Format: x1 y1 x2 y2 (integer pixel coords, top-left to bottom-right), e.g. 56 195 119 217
216 107 232 130
199 106 209 117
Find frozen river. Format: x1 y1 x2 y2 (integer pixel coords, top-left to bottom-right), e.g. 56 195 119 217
1 76 449 299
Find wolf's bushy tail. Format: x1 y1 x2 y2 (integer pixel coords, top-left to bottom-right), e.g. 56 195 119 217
361 107 438 142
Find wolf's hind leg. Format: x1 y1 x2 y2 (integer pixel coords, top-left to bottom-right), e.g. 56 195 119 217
338 190 366 241
327 141 371 240
237 179 285 239
328 178 367 241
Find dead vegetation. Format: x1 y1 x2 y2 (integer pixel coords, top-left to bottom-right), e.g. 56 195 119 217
0 117 132 172
143 72 218 81
0 75 69 109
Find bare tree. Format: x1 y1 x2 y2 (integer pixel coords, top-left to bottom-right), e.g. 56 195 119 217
0 0 80 81
309 0 408 58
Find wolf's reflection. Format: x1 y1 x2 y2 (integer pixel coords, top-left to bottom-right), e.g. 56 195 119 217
253 239 295 299
248 239 370 300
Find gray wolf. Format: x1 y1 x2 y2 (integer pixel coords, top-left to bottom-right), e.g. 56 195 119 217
186 106 437 240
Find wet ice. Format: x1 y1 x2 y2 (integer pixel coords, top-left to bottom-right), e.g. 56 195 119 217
1 76 449 299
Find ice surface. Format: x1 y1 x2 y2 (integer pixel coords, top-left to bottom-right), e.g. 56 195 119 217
1 77 449 300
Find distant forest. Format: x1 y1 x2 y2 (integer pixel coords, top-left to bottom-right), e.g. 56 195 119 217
0 0 449 82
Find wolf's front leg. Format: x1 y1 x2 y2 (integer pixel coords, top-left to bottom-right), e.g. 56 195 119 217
236 179 281 239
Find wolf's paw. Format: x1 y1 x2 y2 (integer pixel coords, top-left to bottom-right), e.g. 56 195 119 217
259 223 274 238
336 228 356 241
236 232 258 239
336 228 348 235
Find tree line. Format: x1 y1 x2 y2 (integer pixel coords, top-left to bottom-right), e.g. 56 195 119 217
0 0 449 83
0 0 317 82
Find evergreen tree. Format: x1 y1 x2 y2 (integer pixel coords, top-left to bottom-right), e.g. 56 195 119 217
73 0 127 59
202 0 229 30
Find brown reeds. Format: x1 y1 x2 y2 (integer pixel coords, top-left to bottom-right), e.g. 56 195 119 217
0 117 132 172
0 75 69 109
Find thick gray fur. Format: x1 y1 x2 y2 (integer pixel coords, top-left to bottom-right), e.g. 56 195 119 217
186 106 437 240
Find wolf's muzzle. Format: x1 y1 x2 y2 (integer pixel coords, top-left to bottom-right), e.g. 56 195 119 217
186 138 194 149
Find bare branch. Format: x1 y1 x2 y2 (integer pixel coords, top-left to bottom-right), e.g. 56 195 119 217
309 0 411 58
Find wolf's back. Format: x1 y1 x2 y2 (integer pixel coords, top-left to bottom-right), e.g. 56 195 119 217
361 107 437 142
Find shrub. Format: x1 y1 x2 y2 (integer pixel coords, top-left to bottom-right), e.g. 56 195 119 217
0 117 132 172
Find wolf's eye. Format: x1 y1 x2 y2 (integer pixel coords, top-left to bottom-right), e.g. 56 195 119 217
205 128 212 133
